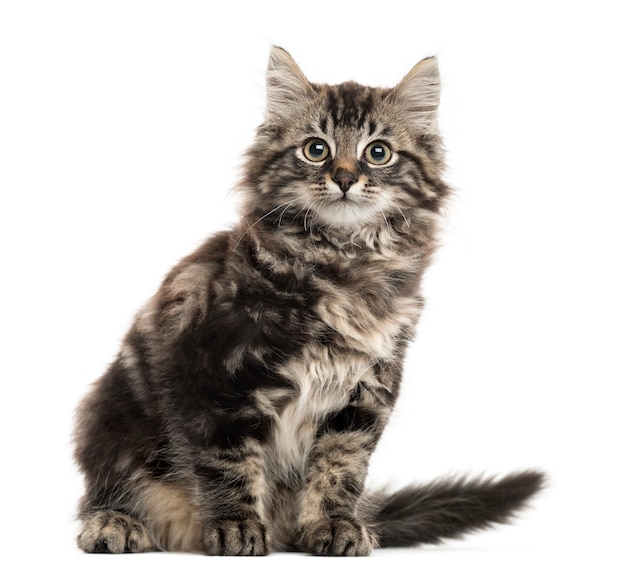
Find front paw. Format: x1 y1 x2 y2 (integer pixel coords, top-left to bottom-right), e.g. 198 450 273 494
202 519 268 556
77 511 155 553
299 518 376 556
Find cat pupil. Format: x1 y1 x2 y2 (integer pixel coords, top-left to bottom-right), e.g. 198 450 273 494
371 146 385 160
309 141 326 158
311 143 324 156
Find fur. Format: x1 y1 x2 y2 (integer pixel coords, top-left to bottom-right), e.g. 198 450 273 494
74 47 544 556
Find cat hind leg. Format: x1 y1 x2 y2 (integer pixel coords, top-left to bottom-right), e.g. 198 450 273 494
77 510 156 554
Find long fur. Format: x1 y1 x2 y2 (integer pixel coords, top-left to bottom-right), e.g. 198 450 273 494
368 471 545 547
74 47 544 557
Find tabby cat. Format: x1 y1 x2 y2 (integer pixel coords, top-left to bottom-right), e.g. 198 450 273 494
74 47 543 556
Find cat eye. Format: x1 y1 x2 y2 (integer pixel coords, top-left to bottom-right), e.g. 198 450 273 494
303 138 330 162
364 141 392 165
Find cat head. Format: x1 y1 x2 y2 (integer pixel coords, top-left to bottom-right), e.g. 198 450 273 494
242 47 448 233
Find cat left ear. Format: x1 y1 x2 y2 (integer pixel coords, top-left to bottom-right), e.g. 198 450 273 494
265 46 315 125
389 57 441 133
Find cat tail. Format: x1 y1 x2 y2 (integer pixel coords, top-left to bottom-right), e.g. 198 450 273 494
366 470 545 547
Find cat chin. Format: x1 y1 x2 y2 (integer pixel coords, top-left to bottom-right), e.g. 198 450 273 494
313 201 383 230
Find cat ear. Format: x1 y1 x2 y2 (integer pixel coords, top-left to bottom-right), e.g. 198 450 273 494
265 46 314 124
389 57 441 133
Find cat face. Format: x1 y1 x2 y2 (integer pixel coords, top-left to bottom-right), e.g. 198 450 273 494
243 48 447 232
291 97 400 229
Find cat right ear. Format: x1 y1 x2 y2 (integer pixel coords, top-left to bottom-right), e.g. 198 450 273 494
388 56 441 133
265 46 314 124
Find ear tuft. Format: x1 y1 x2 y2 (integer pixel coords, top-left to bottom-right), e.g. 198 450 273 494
389 56 441 133
265 46 314 124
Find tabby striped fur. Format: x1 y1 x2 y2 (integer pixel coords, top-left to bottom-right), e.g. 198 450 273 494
74 47 543 557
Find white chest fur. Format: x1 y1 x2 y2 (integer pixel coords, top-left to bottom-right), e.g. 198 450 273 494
259 252 421 479
263 345 374 479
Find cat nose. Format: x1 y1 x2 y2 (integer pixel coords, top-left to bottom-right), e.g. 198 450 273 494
332 168 358 193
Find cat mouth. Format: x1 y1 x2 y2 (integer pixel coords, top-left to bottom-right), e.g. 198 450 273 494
313 195 382 228
338 193 356 203
328 188 363 205
326 194 364 210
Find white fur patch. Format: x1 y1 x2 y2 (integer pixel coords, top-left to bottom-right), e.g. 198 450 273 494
310 179 391 230
312 277 419 360
269 346 373 478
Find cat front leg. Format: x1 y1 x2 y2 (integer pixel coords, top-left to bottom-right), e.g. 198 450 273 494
297 431 377 556
296 399 391 556
194 431 271 556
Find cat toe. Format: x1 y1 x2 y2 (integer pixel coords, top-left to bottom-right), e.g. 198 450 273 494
202 519 268 556
77 511 155 553
299 518 376 556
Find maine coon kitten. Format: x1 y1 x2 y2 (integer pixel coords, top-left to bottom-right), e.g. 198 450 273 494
74 47 543 556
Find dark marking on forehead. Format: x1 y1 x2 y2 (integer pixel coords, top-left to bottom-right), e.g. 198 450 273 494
319 116 328 134
325 82 376 129
327 89 339 126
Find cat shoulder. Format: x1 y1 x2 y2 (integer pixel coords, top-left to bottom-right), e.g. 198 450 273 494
153 231 232 334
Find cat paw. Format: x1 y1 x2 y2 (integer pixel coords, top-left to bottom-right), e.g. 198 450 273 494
298 518 376 556
77 510 155 553
202 519 268 556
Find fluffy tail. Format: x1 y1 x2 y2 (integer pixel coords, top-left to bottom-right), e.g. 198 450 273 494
367 470 545 547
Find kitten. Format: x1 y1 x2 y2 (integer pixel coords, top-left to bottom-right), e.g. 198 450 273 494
74 47 544 556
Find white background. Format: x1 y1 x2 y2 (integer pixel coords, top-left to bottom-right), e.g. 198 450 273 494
1 1 624 572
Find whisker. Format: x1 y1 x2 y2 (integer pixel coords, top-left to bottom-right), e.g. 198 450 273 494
381 210 392 236
293 199 311 220
292 197 316 233
390 200 411 228
378 211 394 269
277 201 295 227
233 199 299 251
304 205 313 232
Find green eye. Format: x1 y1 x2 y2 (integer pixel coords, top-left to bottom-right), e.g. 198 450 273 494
303 138 330 162
365 141 392 165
